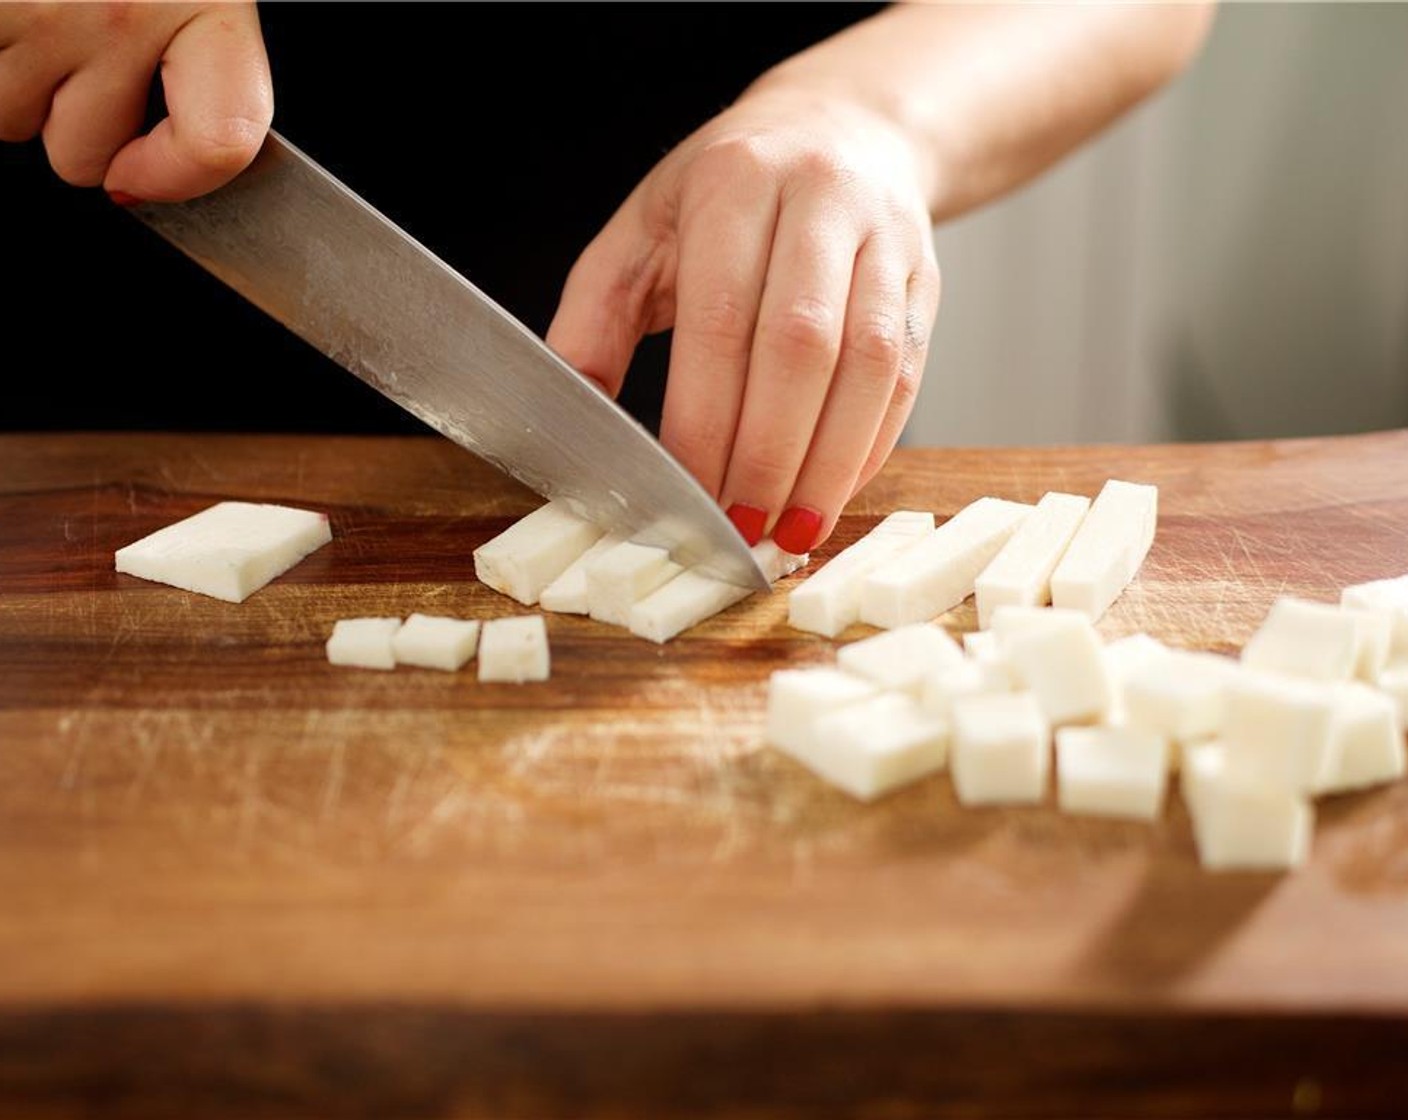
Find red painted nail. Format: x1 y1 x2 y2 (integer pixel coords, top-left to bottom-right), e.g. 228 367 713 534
726 503 767 547
774 506 823 555
106 190 143 207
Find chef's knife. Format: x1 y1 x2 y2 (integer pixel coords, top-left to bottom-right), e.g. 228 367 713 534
126 131 768 590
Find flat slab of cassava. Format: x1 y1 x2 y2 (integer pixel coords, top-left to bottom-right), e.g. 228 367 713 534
2 430 1407 1117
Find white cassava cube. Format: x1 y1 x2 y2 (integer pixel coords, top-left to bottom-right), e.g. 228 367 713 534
1380 662 1408 724
973 491 1091 629
391 613 480 671
988 604 1076 636
1342 607 1393 682
963 629 1001 660
1321 682 1405 794
1342 575 1408 657
1122 649 1240 748
629 567 745 643
1049 479 1158 621
473 501 604 606
628 541 808 644
1240 597 1359 681
962 629 1019 691
1179 741 1220 823
586 540 684 627
801 693 949 801
920 659 1010 721
788 511 934 637
860 498 1033 629
1101 632 1172 725
326 617 402 670
995 609 1112 726
950 692 1050 806
477 616 551 683
1055 726 1170 821
1221 671 1341 794
837 622 965 696
766 668 878 758
115 501 332 603
1182 742 1313 872
539 533 626 614
1103 633 1171 683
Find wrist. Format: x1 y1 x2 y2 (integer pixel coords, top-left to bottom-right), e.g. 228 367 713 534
733 74 946 219
739 60 949 220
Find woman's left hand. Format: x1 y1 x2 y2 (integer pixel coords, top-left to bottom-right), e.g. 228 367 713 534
546 86 940 555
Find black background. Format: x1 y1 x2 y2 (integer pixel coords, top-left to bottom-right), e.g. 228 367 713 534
3 2 880 435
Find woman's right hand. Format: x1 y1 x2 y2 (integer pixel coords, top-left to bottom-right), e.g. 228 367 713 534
0 2 272 201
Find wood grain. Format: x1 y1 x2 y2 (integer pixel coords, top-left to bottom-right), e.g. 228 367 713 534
2 430 1408 1117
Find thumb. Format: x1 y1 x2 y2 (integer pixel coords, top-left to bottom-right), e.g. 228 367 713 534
104 5 272 202
545 207 671 399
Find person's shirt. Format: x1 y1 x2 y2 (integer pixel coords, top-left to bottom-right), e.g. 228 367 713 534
5 3 881 435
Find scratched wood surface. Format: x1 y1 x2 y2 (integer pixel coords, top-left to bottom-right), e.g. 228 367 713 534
2 430 1408 1119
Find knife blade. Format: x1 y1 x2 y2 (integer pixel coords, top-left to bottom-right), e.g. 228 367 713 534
127 131 768 590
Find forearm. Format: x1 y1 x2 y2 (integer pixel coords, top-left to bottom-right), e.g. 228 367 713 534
744 1 1216 222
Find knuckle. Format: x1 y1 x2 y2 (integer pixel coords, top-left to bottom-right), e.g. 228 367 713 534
0 78 48 143
789 147 858 194
736 438 801 498
182 112 269 173
759 297 839 366
45 144 105 186
690 290 754 351
904 300 936 358
903 261 941 361
795 146 838 179
916 256 942 302
891 356 924 411
661 426 728 498
694 133 778 186
883 193 933 239
0 114 41 143
844 312 904 376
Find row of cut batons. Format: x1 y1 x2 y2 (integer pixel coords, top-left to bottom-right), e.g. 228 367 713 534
471 502 807 641
471 477 1153 642
788 479 1156 637
769 577 1408 871
333 494 807 674
326 613 549 682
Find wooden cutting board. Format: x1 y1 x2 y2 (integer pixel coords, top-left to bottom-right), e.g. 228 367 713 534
2 431 1407 1118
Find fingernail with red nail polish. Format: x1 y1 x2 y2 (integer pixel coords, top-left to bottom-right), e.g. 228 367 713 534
726 503 767 547
774 506 822 555
107 190 142 207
